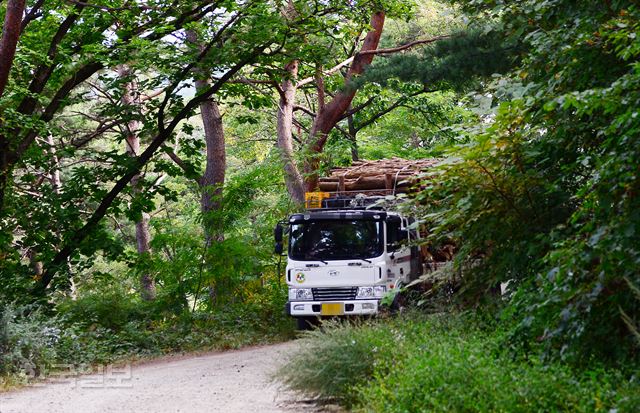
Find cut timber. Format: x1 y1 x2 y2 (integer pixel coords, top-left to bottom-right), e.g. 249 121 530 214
318 158 438 194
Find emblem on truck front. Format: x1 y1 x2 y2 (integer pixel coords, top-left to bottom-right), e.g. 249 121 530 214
295 273 305 283
328 270 340 277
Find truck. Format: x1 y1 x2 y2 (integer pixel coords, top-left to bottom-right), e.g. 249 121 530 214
274 158 437 329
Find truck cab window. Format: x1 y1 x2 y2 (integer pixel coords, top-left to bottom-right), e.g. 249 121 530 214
289 219 383 261
386 217 402 252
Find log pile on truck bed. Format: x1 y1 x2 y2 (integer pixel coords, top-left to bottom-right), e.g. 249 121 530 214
318 158 439 194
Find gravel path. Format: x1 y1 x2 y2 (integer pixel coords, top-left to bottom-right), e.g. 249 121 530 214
0 341 305 413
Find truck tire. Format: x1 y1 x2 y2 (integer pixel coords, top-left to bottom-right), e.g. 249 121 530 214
295 316 318 330
390 289 408 314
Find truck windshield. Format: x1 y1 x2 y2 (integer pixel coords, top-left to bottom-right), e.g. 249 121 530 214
289 220 383 261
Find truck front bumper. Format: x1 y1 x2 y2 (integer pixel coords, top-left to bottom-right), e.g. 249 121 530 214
286 300 379 316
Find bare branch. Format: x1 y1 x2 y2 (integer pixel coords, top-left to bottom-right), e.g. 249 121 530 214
298 57 354 87
293 105 315 117
71 119 124 148
165 150 193 177
343 96 375 118
358 35 452 56
15 62 104 159
64 0 159 12
347 87 434 133
139 89 165 102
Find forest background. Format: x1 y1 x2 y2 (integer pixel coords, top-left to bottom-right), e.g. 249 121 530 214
0 0 638 410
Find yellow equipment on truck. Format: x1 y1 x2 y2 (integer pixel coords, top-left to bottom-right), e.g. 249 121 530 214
274 158 438 329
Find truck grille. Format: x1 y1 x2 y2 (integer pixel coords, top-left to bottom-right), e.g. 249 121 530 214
312 287 357 301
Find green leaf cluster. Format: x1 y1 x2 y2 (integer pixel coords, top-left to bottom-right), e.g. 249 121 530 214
415 0 640 364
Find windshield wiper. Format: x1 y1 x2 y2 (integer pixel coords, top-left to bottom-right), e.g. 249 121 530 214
359 258 372 264
305 259 329 265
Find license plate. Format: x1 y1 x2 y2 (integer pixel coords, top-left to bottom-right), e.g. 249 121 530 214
321 303 344 316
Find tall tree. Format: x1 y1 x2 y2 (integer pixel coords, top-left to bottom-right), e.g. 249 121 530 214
302 11 386 192
118 65 156 301
185 30 226 244
270 3 454 199
0 0 315 295
418 0 640 362
0 0 27 210
276 59 306 203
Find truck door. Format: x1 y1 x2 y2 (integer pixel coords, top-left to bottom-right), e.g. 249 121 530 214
386 216 412 283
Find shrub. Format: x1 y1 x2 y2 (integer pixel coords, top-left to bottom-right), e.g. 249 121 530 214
276 313 640 412
0 305 59 377
276 318 398 405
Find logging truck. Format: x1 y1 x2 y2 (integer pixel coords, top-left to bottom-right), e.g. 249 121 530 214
275 159 436 329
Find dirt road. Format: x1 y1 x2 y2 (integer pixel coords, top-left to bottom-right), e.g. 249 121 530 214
0 341 305 413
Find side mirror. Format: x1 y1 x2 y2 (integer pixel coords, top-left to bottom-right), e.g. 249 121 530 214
274 223 284 254
397 228 408 242
274 223 283 243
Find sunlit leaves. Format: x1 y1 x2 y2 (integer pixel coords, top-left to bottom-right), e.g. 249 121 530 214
416 0 640 365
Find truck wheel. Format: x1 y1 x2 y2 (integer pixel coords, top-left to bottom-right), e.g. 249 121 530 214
390 290 407 314
296 316 318 330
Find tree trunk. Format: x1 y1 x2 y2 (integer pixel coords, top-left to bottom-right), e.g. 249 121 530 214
303 11 385 192
46 135 62 194
346 112 359 162
186 30 226 244
0 0 25 99
118 65 156 301
46 134 79 297
0 0 23 213
277 60 306 203
198 94 225 243
185 30 227 307
0 142 10 218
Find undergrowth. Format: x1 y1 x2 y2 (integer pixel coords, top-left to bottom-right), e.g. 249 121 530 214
276 313 640 412
0 286 295 390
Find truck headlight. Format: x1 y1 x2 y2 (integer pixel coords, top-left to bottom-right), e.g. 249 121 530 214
356 286 386 299
289 288 313 300
373 286 386 297
357 286 374 298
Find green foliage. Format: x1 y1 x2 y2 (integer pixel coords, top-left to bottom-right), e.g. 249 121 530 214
1 277 294 387
0 305 58 377
357 89 470 159
276 318 401 406
277 314 640 412
360 28 517 91
2 0 411 297
411 0 640 365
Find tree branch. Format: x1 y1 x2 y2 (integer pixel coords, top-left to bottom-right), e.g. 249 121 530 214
36 44 268 292
346 87 433 133
342 96 375 118
15 62 105 160
64 0 159 12
358 35 452 56
298 56 354 87
21 0 45 33
16 5 85 116
293 104 315 117
165 150 194 177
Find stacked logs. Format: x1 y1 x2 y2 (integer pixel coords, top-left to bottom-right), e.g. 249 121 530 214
318 157 439 194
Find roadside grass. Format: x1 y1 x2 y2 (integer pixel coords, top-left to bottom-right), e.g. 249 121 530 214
275 313 640 412
0 292 296 391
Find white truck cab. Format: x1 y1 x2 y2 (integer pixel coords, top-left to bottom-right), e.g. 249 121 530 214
275 196 423 329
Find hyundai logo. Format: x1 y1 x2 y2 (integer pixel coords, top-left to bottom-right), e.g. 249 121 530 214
328 270 340 277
